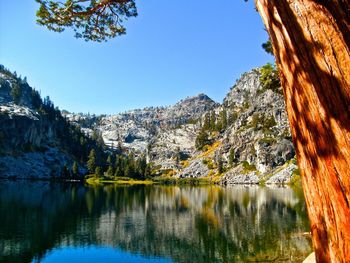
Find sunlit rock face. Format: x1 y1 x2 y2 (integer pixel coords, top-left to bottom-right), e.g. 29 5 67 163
0 182 312 263
220 70 294 174
64 68 297 182
64 94 218 168
0 65 296 180
0 72 80 178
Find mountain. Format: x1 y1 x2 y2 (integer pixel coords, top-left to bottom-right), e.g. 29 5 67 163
0 64 299 184
63 93 218 169
0 66 106 179
65 67 299 184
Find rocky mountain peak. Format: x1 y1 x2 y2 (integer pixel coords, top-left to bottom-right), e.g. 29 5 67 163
223 69 261 108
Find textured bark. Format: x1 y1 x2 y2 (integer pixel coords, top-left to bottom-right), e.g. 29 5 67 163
255 0 350 262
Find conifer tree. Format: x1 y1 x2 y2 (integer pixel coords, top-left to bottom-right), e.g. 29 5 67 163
222 109 228 130
72 161 78 176
87 149 96 173
95 166 103 178
202 112 211 131
195 130 210 151
107 165 114 177
216 155 224 174
210 111 216 131
62 164 70 177
229 148 236 166
11 83 22 104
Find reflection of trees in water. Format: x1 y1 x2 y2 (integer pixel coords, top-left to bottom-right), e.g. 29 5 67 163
0 182 311 263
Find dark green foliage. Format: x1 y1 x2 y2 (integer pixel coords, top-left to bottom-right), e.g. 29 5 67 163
221 109 228 130
210 111 216 131
30 89 42 109
251 113 262 131
229 112 238 125
106 154 148 179
259 63 281 94
0 65 105 167
62 164 70 177
229 148 236 166
106 155 113 166
216 155 224 174
259 137 277 144
106 165 114 177
250 113 276 132
242 161 256 173
262 39 274 55
202 112 211 131
11 83 22 104
242 101 250 109
195 130 210 150
72 161 78 175
95 166 103 178
87 149 96 173
35 0 138 42
262 115 277 131
114 167 121 177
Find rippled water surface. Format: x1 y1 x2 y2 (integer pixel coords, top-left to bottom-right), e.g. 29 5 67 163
0 182 312 262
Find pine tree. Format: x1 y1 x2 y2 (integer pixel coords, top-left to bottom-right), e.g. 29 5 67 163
11 83 22 104
229 148 236 166
95 166 102 178
114 167 121 178
195 130 210 151
222 109 228 130
202 112 211 131
106 155 112 166
210 111 216 131
72 161 78 176
87 149 96 173
62 164 70 177
216 155 224 174
107 165 114 177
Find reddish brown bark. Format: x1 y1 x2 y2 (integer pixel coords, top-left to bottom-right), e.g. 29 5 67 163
255 0 350 262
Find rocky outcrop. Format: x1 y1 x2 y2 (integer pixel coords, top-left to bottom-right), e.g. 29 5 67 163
266 164 298 185
221 172 260 185
64 68 298 184
177 158 209 178
216 69 296 184
0 104 51 152
0 148 75 179
0 64 298 182
64 93 217 169
0 68 94 178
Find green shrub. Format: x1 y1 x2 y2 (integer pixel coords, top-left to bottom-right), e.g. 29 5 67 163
242 161 257 174
259 63 282 94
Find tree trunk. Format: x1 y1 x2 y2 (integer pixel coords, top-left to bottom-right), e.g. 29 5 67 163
255 0 350 262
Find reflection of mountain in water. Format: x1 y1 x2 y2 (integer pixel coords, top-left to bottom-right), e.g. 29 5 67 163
0 182 312 263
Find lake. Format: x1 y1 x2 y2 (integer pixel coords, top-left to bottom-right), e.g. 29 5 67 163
0 181 312 262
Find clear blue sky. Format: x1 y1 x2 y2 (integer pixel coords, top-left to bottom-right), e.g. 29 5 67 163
0 0 273 114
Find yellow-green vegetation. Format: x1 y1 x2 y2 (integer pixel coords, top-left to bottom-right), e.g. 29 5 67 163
150 164 162 175
198 141 222 158
86 176 153 185
289 168 302 186
180 160 190 168
202 158 216 170
258 63 282 94
241 161 257 174
86 174 210 186
152 176 210 185
161 169 177 177
259 137 277 144
209 173 224 184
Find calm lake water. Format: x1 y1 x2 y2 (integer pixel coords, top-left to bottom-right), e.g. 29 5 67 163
0 182 312 263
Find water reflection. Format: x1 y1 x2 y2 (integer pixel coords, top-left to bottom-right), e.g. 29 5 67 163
0 182 312 262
